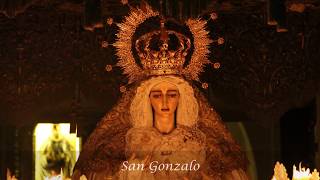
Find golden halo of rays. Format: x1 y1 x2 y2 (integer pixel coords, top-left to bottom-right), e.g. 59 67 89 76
113 4 159 83
113 4 215 84
183 18 213 81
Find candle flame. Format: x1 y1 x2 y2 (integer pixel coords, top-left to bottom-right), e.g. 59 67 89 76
7 168 11 179
311 169 320 180
60 168 63 179
293 163 311 180
272 162 320 180
272 162 289 180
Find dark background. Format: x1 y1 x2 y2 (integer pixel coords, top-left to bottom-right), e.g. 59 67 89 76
0 0 320 179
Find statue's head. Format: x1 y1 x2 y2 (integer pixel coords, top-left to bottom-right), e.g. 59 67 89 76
149 81 180 119
130 76 198 128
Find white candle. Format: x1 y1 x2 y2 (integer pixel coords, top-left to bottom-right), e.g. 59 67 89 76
60 168 63 180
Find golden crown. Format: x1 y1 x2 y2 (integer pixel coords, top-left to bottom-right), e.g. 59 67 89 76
113 4 213 83
135 21 191 76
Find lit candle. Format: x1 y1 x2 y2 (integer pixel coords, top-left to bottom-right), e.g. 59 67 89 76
60 168 63 180
7 168 11 180
292 164 311 180
272 162 289 180
272 162 320 180
310 169 320 180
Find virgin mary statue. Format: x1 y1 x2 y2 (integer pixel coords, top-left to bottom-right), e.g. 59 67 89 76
72 4 248 180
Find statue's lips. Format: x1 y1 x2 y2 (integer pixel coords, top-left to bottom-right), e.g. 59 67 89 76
161 109 170 112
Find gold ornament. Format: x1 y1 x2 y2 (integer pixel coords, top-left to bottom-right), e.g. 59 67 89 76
202 83 209 89
183 19 213 81
105 65 113 72
135 21 191 76
213 62 221 69
113 4 213 83
120 86 127 92
120 0 128 5
101 41 109 48
217 37 225 45
106 18 113 26
210 12 218 21
113 4 159 83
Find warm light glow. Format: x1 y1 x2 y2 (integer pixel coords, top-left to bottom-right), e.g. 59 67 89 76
272 162 289 180
34 123 81 180
311 169 320 180
293 164 311 180
272 162 320 180
61 168 63 175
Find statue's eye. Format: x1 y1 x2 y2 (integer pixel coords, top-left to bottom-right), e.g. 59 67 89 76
168 94 177 98
152 94 161 98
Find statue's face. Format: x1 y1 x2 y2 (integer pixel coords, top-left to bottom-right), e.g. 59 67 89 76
149 81 180 118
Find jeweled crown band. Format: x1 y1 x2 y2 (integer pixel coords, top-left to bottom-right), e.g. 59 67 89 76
136 21 190 76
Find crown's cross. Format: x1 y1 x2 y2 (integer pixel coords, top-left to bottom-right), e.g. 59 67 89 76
160 20 169 46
